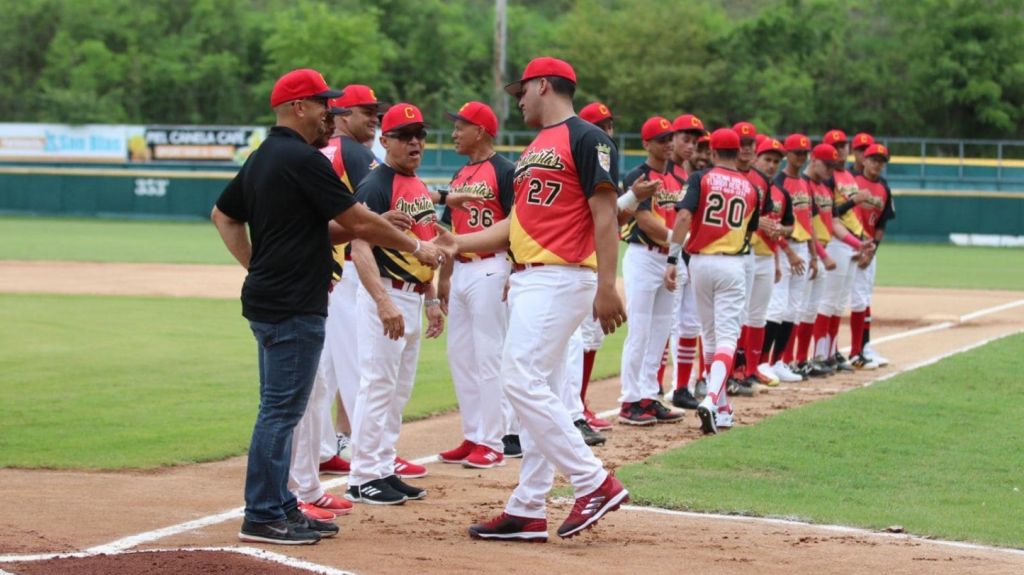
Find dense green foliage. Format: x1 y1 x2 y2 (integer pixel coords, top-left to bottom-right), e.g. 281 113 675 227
2 0 1023 137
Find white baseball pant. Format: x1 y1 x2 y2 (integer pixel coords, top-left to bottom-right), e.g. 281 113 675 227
503 266 607 519
288 354 332 503
580 316 605 351
798 253 826 324
745 253 775 328
619 244 675 403
318 261 361 460
689 254 747 406
850 254 877 312
675 260 702 339
820 241 857 317
560 326 586 421
348 284 423 486
447 256 510 452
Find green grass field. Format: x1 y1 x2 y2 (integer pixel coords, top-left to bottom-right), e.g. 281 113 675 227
617 332 1024 548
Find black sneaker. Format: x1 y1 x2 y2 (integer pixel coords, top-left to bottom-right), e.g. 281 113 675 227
726 377 755 397
384 474 426 500
618 401 657 426
285 506 338 538
238 518 320 545
671 387 700 409
814 359 836 376
346 478 407 505
743 375 763 393
574 419 607 446
502 434 522 458
833 352 855 372
797 361 829 378
643 398 684 423
694 378 708 398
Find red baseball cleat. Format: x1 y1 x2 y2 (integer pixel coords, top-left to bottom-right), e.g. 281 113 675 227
307 492 353 517
297 502 336 522
557 474 629 538
319 455 350 475
439 440 476 463
468 512 548 542
584 408 613 431
394 456 428 479
462 444 505 469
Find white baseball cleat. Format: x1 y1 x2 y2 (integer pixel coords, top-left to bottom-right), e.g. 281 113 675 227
756 363 781 386
864 344 889 367
772 360 804 383
715 408 735 429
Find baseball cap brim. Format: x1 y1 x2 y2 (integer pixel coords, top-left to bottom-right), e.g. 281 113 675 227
315 88 344 100
385 121 430 133
503 79 526 97
329 106 352 116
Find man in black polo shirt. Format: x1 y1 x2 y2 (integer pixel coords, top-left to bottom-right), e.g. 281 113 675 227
211 68 445 546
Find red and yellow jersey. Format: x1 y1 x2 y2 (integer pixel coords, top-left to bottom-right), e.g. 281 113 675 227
678 166 760 255
669 161 688 186
774 172 814 242
853 174 896 238
509 116 620 270
354 164 438 284
442 154 515 259
752 176 794 256
742 168 777 256
620 163 684 247
831 169 866 237
806 176 835 244
318 136 355 281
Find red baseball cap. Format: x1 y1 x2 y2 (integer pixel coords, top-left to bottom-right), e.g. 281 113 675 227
757 138 785 156
852 132 875 150
864 143 889 160
335 84 384 109
784 133 812 152
755 134 768 146
381 103 427 133
710 128 741 150
824 129 848 145
580 102 613 124
641 116 673 142
505 56 577 96
672 113 705 134
269 68 343 108
446 101 499 138
697 131 711 146
812 143 842 165
732 121 757 140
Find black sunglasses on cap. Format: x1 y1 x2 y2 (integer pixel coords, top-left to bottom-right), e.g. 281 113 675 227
386 128 428 142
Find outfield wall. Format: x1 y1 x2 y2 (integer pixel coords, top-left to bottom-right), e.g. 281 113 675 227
0 164 1022 243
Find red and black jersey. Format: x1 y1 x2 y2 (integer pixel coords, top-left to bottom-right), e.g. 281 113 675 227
774 171 815 242
668 161 688 187
853 174 896 238
442 154 515 259
620 163 684 247
509 116 619 269
741 167 777 256
805 175 835 244
830 169 866 237
678 166 760 255
319 135 379 280
355 164 438 284
753 177 794 255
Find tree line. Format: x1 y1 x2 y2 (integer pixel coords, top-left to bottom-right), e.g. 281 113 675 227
2 0 1022 139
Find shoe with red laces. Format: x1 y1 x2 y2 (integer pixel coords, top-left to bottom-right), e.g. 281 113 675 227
394 456 428 479
584 407 613 431
307 492 353 517
462 444 505 469
468 512 548 542
557 474 629 539
297 502 336 522
319 455 350 475
439 440 476 463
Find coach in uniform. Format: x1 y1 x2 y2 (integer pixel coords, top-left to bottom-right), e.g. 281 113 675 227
212 69 443 545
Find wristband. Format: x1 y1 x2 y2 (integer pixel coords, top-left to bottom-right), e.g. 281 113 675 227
815 241 829 260
840 234 863 250
438 189 448 206
668 242 683 259
667 256 678 265
424 298 441 307
616 190 640 212
412 238 422 255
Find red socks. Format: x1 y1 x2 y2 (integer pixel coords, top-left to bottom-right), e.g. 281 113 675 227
850 311 866 356
656 341 669 389
795 322 814 363
744 326 765 378
828 315 842 356
580 349 597 403
675 337 698 391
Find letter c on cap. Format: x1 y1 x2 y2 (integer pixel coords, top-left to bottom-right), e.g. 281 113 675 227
404 106 416 119
599 105 608 115
459 102 470 112
660 119 670 129
801 137 809 147
369 88 377 100
742 126 750 134
691 117 700 127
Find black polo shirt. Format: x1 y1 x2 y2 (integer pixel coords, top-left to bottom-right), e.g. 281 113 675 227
216 126 357 323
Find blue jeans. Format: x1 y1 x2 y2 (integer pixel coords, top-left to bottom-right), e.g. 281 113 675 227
244 314 325 523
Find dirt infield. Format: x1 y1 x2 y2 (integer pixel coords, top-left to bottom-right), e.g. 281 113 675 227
2 262 1023 574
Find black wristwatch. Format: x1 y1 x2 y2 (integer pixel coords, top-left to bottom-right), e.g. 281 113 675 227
437 188 449 206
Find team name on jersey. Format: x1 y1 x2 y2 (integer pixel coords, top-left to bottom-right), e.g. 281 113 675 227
449 179 495 200
514 147 565 182
707 172 750 197
395 196 436 220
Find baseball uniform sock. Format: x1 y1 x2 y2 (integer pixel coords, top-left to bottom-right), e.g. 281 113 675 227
772 321 794 365
781 322 798 364
733 326 749 374
863 306 872 345
813 314 831 359
580 350 597 403
675 337 698 391
828 315 842 356
656 341 669 392
744 326 765 378
706 352 733 406
698 339 707 378
850 310 866 356
763 321 779 357
795 322 814 363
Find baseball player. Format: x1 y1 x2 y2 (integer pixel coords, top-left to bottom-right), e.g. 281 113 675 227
347 103 444 505
739 137 795 389
665 128 760 435
444 57 628 542
850 143 895 367
315 85 385 477
814 129 875 371
618 116 686 425
850 132 875 174
434 101 515 469
762 134 815 382
666 114 706 410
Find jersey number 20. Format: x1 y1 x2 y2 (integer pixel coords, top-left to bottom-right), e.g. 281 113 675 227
703 192 746 228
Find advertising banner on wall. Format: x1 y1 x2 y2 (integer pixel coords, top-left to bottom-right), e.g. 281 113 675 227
134 126 265 164
0 123 130 163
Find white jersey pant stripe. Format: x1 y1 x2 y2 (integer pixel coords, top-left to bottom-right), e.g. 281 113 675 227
820 240 857 317
446 256 510 452
503 266 606 519
318 261 361 460
349 285 423 486
619 243 675 403
745 253 776 327
850 253 877 312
